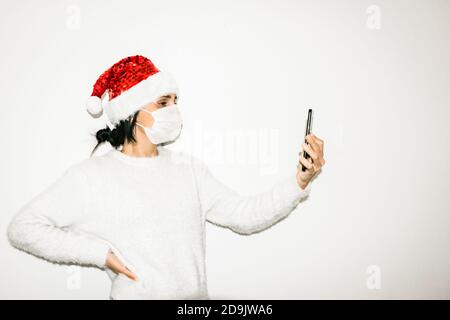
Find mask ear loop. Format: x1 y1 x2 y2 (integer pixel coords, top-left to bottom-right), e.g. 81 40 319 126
136 108 154 129
135 122 145 129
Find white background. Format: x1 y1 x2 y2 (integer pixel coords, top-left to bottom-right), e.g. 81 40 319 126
0 0 449 299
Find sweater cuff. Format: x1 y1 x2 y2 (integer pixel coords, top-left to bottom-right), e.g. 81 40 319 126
83 239 111 269
284 174 312 201
271 174 312 214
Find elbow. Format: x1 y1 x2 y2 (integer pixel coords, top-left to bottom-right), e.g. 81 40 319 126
231 227 253 236
229 215 286 236
7 218 20 248
229 223 260 236
6 214 28 249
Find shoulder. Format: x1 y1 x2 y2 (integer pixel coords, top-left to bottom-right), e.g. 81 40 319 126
64 151 113 178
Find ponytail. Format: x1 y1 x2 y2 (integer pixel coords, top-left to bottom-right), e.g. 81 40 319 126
90 112 139 157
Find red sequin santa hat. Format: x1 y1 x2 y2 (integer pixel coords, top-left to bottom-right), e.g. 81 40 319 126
86 55 179 129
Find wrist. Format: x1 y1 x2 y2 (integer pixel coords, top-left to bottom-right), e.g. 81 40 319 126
297 179 309 190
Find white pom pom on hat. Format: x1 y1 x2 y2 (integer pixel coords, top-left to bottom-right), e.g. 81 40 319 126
86 96 103 116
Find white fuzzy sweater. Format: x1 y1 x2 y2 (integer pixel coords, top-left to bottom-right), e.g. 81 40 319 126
7 146 313 299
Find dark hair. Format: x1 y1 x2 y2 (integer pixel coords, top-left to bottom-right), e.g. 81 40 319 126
90 111 140 157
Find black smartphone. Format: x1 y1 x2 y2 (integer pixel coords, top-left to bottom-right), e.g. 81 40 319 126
301 108 313 172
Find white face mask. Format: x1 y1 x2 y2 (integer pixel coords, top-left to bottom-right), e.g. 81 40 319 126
135 104 183 145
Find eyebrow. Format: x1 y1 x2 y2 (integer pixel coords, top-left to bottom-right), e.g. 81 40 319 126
159 94 178 100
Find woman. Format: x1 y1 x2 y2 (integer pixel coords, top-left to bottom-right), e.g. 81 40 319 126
7 55 326 300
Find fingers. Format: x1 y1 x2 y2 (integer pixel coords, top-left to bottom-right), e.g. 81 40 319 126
107 252 139 281
302 142 318 161
122 268 138 281
116 264 138 281
310 133 324 145
298 152 314 171
308 133 324 149
305 134 322 155
297 133 325 179
306 134 324 159
305 134 326 168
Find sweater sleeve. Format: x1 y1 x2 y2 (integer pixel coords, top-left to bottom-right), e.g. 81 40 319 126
6 164 111 269
192 157 313 235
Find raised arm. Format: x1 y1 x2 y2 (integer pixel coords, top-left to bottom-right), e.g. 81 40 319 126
7 165 110 269
191 157 314 235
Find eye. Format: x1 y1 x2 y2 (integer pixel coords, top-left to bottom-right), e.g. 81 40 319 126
159 101 168 107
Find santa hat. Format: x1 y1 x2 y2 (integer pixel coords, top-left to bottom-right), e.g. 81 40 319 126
86 55 179 129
